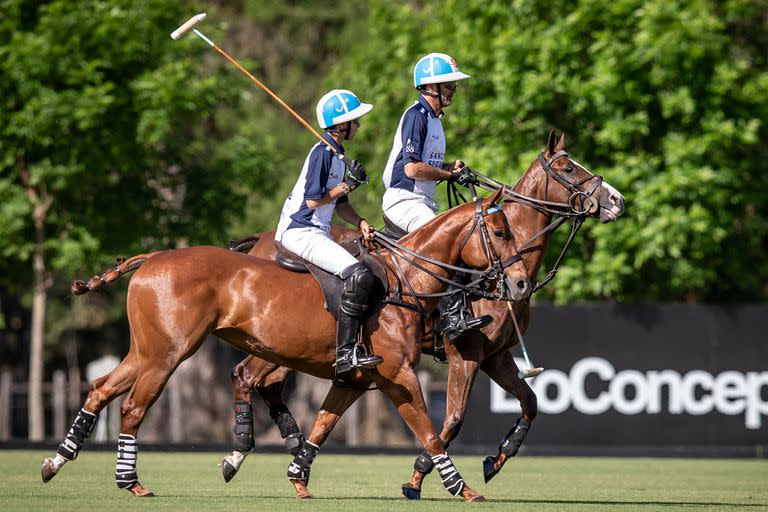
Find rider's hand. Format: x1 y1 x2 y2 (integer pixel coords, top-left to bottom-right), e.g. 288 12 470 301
346 160 368 190
358 219 375 240
450 165 477 186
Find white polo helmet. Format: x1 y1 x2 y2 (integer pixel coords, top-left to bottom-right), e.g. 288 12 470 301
413 52 471 88
316 89 373 129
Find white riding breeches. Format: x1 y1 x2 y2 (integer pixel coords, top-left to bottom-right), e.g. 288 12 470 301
382 196 437 233
279 226 359 276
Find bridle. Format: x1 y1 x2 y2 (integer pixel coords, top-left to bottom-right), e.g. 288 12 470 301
537 150 603 216
372 198 524 317
446 150 605 293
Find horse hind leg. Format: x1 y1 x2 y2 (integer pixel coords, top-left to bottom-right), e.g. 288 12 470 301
221 359 300 482
115 361 183 497
41 354 139 483
287 385 365 499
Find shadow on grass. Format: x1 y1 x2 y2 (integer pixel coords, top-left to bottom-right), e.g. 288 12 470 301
150 494 768 508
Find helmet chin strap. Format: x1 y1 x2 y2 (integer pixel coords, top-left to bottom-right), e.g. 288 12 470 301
327 121 353 141
423 84 447 111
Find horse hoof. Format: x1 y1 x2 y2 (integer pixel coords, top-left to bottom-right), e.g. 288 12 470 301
401 484 421 500
483 455 500 483
220 458 238 482
464 492 486 503
41 458 58 483
128 483 155 497
290 479 313 499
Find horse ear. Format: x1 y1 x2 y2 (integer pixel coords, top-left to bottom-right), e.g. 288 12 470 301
556 132 566 152
546 129 557 157
489 187 504 206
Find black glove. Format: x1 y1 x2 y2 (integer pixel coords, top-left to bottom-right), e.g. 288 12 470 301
345 159 368 190
452 166 478 186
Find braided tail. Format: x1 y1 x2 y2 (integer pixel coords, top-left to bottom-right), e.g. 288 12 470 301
71 253 157 295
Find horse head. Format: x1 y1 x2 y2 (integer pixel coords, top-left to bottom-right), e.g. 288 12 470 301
524 130 625 223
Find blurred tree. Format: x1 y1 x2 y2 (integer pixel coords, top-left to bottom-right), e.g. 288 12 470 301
0 0 263 439
332 0 768 303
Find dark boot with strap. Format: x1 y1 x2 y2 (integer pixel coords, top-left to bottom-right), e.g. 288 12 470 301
440 291 493 342
335 262 383 382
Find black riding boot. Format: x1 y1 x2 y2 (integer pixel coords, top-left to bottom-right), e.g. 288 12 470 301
335 262 383 381
440 292 493 342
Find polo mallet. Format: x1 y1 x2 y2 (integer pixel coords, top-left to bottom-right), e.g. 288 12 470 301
507 301 544 379
171 13 352 166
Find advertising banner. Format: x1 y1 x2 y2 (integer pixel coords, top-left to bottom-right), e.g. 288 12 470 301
455 304 768 450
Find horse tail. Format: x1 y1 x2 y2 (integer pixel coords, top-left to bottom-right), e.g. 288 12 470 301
71 253 158 296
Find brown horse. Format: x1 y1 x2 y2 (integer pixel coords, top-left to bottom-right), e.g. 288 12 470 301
219 132 626 496
41 189 531 501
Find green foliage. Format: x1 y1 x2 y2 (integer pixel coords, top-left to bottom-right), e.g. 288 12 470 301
0 0 265 282
333 0 768 302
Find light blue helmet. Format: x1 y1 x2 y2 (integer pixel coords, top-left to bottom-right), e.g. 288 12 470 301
315 89 373 129
413 52 471 88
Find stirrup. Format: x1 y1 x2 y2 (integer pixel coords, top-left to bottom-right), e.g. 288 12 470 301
442 314 493 341
350 344 383 369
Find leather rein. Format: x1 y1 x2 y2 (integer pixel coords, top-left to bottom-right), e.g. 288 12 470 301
371 198 522 318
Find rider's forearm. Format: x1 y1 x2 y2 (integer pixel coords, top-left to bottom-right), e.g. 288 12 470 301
335 201 364 228
305 182 351 209
404 161 453 181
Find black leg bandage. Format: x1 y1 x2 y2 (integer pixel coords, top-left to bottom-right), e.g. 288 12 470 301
232 400 254 453
414 450 435 474
273 408 304 455
431 453 465 496
499 418 530 457
287 441 319 484
57 408 97 461
115 433 138 489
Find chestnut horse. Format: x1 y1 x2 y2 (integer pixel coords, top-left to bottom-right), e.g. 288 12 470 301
41 190 531 501
219 133 626 496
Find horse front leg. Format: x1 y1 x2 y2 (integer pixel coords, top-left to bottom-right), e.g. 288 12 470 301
41 353 138 483
286 384 365 499
480 347 537 482
379 365 484 503
402 335 482 499
221 357 298 482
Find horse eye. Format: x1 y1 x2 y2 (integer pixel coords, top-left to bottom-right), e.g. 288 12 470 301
564 166 575 174
494 229 506 238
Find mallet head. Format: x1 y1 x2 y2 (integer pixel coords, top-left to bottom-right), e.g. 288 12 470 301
171 13 207 40
518 367 544 379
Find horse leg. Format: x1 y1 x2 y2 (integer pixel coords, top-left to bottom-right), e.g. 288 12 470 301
480 348 537 482
258 367 303 454
116 361 182 497
221 358 299 482
403 337 482 499
378 366 484 503
286 384 365 499
41 353 139 482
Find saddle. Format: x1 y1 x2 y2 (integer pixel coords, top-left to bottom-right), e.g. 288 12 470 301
274 237 388 321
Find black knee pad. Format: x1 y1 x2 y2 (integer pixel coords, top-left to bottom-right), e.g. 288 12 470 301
340 262 373 317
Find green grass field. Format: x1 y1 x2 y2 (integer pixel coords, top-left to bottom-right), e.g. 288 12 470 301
1 451 766 511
